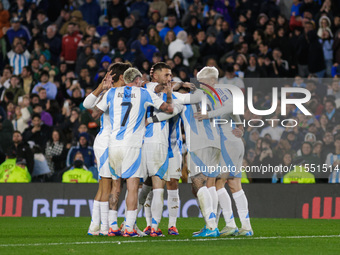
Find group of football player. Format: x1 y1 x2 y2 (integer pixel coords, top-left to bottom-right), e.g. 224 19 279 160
84 62 253 238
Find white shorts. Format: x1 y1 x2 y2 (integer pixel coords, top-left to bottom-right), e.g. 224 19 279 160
109 146 143 179
93 135 112 179
168 144 182 180
142 143 169 180
188 147 221 178
219 136 244 179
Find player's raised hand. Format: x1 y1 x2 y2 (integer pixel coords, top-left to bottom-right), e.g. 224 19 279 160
182 82 196 91
102 71 115 90
194 112 209 120
164 80 173 94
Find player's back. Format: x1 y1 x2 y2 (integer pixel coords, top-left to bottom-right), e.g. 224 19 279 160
105 86 155 148
143 82 170 146
180 93 220 152
144 92 169 146
214 87 236 135
168 115 182 157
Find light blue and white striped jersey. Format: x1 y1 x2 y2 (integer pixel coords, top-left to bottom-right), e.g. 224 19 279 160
7 50 30 75
326 153 340 183
97 86 164 148
180 93 220 151
144 83 203 148
144 90 169 146
168 114 182 158
208 87 237 137
325 153 340 168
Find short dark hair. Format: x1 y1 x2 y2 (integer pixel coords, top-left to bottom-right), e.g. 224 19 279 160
32 113 41 120
40 70 49 79
108 62 132 82
325 100 336 107
22 65 32 74
151 62 171 73
13 130 22 135
3 65 12 74
30 94 39 100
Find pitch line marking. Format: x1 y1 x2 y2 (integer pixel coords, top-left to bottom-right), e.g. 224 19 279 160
0 235 340 247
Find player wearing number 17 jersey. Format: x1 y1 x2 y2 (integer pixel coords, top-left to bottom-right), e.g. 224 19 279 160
93 68 174 237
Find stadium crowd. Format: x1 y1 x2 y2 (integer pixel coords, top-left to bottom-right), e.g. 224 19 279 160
0 0 340 183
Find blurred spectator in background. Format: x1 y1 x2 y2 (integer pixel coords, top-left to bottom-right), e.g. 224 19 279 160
12 105 30 133
66 132 95 169
62 151 97 183
31 71 57 100
168 30 193 66
159 13 183 40
32 103 52 126
107 0 129 24
5 75 25 104
7 42 30 75
6 17 31 45
10 130 34 174
0 156 31 183
21 66 36 95
60 22 82 70
22 113 51 151
43 25 61 64
79 0 101 26
0 148 16 179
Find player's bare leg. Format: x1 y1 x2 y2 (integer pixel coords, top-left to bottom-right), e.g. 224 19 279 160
166 178 179 235
123 177 140 237
108 179 121 236
88 179 103 235
227 178 253 236
150 175 166 237
98 177 112 235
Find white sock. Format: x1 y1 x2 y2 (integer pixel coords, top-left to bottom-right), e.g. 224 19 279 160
167 189 179 228
108 210 118 230
151 188 164 230
100 201 109 231
89 200 100 231
233 189 251 230
125 210 137 232
144 191 153 227
217 188 236 228
216 203 221 225
208 186 218 215
197 186 217 230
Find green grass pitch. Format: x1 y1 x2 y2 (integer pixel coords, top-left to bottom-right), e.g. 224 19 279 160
0 217 339 255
